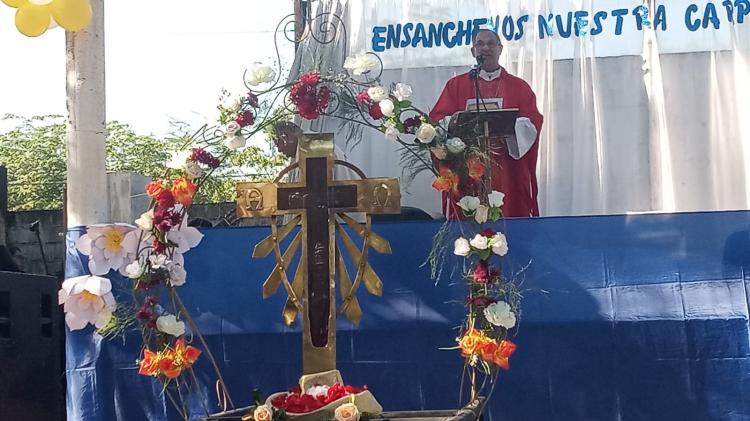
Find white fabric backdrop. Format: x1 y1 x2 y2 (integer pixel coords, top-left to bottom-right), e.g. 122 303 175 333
291 0 750 217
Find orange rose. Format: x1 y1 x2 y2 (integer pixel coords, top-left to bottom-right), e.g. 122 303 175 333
171 177 198 206
138 349 159 376
458 329 486 357
145 180 166 199
467 156 485 181
492 339 517 370
432 166 459 194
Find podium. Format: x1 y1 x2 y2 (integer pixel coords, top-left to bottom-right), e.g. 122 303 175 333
449 108 519 156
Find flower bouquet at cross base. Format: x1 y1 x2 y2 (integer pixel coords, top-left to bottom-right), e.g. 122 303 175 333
250 370 381 421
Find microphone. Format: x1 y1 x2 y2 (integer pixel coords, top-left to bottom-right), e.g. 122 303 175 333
475 54 485 66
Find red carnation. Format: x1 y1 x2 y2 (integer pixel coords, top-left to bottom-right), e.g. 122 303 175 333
190 147 220 169
290 74 330 120
473 260 490 284
235 111 255 127
299 72 321 85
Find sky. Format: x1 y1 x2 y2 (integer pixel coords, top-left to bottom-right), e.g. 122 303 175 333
0 0 295 137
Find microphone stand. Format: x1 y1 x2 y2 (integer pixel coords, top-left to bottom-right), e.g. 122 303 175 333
469 55 492 194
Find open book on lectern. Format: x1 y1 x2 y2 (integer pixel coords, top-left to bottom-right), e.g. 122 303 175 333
447 108 520 156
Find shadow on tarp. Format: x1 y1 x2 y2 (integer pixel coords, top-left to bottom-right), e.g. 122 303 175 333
65 211 750 420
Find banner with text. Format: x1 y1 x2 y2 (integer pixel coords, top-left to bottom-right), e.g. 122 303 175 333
351 0 749 68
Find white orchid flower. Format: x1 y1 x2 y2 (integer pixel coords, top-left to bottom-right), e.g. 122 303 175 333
76 223 137 276
58 275 116 331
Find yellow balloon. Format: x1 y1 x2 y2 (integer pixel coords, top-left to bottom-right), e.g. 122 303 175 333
50 0 91 31
15 3 50 37
2 0 27 8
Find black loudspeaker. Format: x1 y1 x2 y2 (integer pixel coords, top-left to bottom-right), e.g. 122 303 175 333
0 271 64 420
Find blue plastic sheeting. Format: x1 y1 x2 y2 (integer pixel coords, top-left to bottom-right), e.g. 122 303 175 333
65 211 750 420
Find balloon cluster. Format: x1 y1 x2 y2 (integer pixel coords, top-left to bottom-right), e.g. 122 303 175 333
2 0 91 37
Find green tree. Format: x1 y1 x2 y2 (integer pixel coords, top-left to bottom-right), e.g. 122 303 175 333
0 115 287 211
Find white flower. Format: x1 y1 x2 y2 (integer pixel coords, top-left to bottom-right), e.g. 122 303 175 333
474 205 489 224
415 123 436 144
470 234 489 250
484 301 517 329
254 404 273 421
169 263 187 287
306 385 330 398
224 134 246 151
457 196 480 212
367 86 388 102
453 238 471 256
491 232 508 256
379 99 395 117
246 62 276 86
383 122 399 141
58 275 116 331
393 83 413 102
224 121 241 136
166 150 190 170
221 96 243 114
156 314 186 337
135 210 154 231
125 259 145 279
149 254 169 269
166 214 204 254
446 137 467 154
343 51 378 75
334 403 360 421
76 223 137 276
183 161 203 180
488 190 505 208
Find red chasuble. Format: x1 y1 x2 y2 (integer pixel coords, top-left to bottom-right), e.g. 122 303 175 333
429 68 543 218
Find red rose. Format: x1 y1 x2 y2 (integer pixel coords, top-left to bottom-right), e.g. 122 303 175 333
480 228 496 238
368 103 384 120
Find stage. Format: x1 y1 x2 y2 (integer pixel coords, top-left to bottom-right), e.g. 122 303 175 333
65 210 750 420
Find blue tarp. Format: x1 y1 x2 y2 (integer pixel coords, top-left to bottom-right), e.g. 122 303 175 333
65 211 750 420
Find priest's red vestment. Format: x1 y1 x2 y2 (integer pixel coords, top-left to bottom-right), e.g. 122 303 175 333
429 68 543 218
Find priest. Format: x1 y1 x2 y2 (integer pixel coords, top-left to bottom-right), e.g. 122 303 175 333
429 29 544 218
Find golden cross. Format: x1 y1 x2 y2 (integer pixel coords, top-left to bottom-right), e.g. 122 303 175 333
236 133 400 374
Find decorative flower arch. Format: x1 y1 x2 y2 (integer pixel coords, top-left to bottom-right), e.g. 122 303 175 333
61 9 522 419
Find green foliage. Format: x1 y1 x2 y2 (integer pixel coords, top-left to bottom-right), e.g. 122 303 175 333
0 115 287 211
0 115 66 211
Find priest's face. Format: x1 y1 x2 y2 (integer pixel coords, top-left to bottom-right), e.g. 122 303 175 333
471 30 503 71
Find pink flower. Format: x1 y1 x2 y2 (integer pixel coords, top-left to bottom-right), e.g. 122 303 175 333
355 90 371 105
